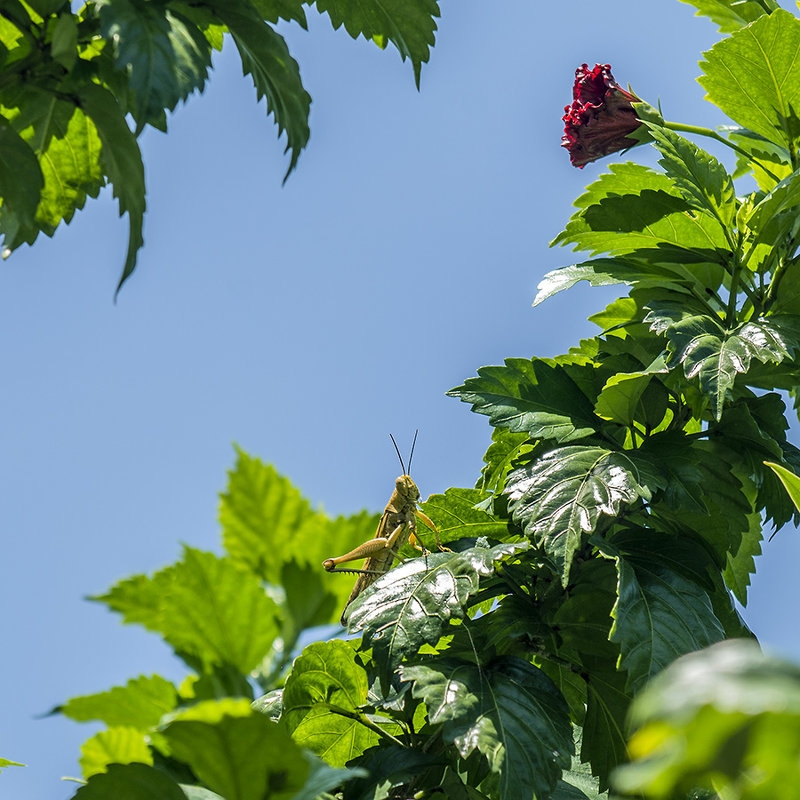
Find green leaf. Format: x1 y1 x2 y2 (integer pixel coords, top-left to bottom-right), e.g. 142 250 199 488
609 537 725 694
552 729 608 800
447 359 599 443
72 763 186 800
582 666 631 789
341 744 442 800
615 640 800 799
534 254 719 308
220 447 321 582
594 357 668 427
314 0 439 87
699 9 800 151
50 11 78 69
57 674 178 729
291 755 366 800
76 83 145 295
96 0 211 131
646 306 800 419
0 757 24 770
25 0 64 15
477 428 535 500
281 560 337 634
219 447 381 623
552 162 729 258
677 0 777 33
416 488 512 542
505 447 649 585
252 688 283 721
94 547 280 673
250 0 308 28
0 115 42 228
746 166 800 244
282 640 379 766
0 87 104 250
347 545 518 682
644 124 736 228
764 459 800 513
80 727 152 778
401 656 573 800
161 699 311 800
202 0 310 178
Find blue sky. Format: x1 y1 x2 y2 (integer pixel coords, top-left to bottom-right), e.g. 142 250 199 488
2 2 798 797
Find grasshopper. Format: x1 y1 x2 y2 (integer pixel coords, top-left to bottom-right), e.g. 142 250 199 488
323 432 449 626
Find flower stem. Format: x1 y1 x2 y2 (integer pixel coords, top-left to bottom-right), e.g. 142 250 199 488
664 121 781 183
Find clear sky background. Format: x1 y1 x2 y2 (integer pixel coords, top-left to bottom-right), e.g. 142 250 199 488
2 2 798 798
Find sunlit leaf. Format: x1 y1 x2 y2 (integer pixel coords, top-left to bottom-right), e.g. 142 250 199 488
347 545 518 682
57 674 178 729
505 446 649 584
79 727 151 778
699 9 800 151
282 640 379 766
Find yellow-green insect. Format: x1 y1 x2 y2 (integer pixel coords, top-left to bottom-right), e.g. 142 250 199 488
323 433 448 625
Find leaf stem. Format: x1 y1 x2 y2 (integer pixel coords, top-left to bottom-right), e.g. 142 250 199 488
664 121 781 183
324 703 406 747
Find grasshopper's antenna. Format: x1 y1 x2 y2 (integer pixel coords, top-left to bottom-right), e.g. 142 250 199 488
407 429 419 476
389 434 406 475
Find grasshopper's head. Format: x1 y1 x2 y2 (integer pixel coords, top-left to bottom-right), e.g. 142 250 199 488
395 474 420 501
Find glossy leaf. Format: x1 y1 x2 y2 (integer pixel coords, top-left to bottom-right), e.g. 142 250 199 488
765 459 800 513
315 0 439 86
347 545 518 681
447 358 598 443
282 640 379 766
402 656 573 800
699 9 800 150
646 307 800 419
57 674 177 729
505 446 648 584
615 640 800 799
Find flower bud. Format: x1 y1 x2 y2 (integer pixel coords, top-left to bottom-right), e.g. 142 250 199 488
562 63 642 167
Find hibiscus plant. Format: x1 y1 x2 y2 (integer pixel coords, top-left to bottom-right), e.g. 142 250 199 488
30 0 800 799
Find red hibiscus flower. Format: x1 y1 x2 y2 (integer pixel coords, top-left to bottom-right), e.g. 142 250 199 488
562 63 642 167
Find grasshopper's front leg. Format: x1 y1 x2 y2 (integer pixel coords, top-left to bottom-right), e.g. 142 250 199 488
322 521 408 575
415 510 452 553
